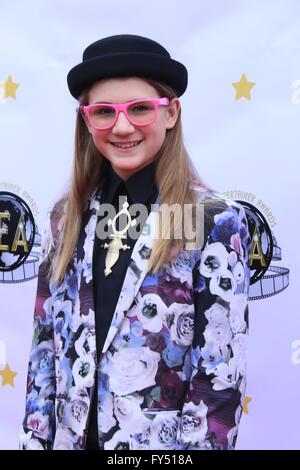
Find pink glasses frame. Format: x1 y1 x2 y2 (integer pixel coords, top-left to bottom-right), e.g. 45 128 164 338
80 97 170 130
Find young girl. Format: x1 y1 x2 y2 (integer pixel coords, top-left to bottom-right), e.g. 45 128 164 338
20 34 251 450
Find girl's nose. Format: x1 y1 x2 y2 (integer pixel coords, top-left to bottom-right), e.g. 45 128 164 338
112 111 135 133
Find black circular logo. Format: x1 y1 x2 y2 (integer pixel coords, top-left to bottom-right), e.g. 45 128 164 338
0 192 36 272
236 200 273 285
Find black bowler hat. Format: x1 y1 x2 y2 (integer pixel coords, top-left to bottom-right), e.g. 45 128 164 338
67 34 188 99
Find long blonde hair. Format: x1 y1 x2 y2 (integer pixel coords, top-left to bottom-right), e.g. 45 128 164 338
48 78 210 284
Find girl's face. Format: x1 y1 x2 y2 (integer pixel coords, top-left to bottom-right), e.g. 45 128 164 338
86 77 180 180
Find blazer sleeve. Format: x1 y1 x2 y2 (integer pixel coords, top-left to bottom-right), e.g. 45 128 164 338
19 208 57 450
175 198 251 450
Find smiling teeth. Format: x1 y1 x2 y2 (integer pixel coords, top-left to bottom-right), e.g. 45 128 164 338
113 141 140 148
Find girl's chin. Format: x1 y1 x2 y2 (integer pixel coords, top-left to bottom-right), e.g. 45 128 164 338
111 160 148 178
111 155 143 168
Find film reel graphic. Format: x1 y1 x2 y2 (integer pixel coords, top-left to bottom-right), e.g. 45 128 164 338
236 200 289 301
0 191 40 283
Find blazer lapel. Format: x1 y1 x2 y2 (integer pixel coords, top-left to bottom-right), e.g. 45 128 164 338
76 187 102 364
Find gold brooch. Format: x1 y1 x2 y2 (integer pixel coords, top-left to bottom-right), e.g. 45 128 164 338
101 197 137 276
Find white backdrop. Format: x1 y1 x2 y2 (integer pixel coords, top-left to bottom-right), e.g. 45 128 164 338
0 0 299 450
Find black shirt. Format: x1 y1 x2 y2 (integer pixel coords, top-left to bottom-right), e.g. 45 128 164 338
85 161 158 449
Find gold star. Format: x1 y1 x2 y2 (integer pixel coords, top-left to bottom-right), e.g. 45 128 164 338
242 396 252 414
232 74 255 100
0 75 20 99
0 363 17 387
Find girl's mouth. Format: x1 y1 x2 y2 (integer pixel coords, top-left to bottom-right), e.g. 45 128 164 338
110 140 143 150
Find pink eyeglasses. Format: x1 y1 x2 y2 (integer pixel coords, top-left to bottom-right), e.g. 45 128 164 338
80 97 170 130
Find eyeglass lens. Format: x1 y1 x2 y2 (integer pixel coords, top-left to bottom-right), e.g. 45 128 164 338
89 101 155 128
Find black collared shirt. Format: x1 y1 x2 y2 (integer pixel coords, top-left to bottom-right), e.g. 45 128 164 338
85 161 158 449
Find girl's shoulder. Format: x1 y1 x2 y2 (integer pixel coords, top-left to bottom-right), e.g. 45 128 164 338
191 180 245 214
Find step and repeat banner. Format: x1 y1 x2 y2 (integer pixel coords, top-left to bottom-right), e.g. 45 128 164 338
0 0 299 450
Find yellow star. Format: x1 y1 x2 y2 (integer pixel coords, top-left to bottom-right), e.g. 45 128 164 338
0 75 20 99
0 363 17 387
242 396 252 414
232 74 255 100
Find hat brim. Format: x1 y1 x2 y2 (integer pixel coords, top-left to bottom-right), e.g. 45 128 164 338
67 52 187 99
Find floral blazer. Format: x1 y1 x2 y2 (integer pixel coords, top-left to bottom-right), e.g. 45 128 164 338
20 184 251 450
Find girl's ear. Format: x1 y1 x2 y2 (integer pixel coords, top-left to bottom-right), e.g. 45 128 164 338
165 98 181 129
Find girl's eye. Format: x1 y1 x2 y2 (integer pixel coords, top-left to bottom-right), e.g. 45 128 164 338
93 107 114 115
130 103 153 113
